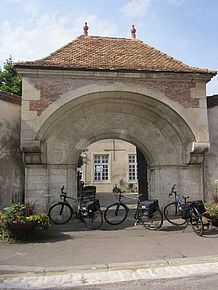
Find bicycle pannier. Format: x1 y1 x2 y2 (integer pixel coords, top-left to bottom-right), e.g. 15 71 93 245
180 204 191 219
139 199 158 218
192 200 206 214
87 199 100 212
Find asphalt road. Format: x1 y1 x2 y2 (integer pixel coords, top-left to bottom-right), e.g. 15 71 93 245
70 273 218 290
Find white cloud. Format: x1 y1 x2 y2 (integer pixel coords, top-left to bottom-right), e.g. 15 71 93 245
121 0 152 18
0 16 73 66
0 1 118 68
207 76 218 96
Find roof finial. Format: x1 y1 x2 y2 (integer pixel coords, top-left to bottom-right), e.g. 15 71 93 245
83 22 89 36
131 25 136 39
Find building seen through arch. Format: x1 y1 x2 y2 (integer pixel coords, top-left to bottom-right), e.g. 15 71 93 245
80 139 139 193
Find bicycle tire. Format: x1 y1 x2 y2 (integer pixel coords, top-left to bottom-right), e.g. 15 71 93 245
83 208 103 230
48 202 73 225
190 208 204 236
143 208 163 230
164 202 187 226
104 202 128 225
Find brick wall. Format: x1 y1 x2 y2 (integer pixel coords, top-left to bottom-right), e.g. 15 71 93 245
29 77 198 116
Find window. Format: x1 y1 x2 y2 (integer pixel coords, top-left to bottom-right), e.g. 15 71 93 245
94 155 109 181
128 154 137 182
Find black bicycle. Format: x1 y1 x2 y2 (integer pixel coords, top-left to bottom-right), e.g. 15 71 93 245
104 191 163 230
179 201 205 236
163 184 189 226
48 186 103 230
164 185 205 236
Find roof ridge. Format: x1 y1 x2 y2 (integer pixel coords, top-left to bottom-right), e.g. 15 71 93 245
78 35 144 41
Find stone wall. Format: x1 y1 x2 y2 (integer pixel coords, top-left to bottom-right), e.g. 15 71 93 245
205 96 218 201
0 94 24 209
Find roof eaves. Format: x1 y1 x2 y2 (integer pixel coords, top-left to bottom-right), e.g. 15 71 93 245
14 63 217 76
0 90 21 105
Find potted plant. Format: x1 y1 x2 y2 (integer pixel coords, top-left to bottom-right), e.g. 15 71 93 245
0 203 51 240
204 202 218 227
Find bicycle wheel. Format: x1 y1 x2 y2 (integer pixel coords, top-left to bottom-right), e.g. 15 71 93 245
190 208 204 236
49 202 73 225
104 203 128 225
83 208 103 230
164 202 187 226
143 208 163 230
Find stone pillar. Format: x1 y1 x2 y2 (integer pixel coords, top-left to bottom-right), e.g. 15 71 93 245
25 165 48 212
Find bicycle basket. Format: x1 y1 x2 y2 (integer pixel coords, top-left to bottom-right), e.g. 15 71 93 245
180 203 191 219
80 186 96 203
138 194 147 202
191 200 206 214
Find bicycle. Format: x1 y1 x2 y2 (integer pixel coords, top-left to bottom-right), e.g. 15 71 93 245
48 186 103 230
104 191 163 230
164 185 205 236
163 184 190 226
179 201 205 236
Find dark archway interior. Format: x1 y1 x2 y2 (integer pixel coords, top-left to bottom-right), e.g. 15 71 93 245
137 148 148 199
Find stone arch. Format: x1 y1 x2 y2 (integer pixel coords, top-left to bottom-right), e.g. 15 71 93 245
34 84 198 142
36 90 195 169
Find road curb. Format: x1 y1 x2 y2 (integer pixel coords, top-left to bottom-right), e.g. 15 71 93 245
1 254 218 278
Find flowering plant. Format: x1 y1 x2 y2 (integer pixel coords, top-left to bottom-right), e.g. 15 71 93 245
25 213 51 229
205 202 218 219
0 203 51 240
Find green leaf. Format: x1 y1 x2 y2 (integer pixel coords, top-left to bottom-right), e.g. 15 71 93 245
0 56 22 96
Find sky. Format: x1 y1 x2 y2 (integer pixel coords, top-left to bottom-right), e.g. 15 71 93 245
0 0 217 95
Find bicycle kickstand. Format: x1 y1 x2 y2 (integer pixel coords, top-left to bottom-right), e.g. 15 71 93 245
182 221 189 233
134 218 140 227
74 218 80 230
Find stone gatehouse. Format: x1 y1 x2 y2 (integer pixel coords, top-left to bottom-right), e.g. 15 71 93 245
14 25 217 210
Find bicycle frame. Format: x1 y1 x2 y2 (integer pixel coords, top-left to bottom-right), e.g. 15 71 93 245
104 191 163 230
60 188 77 211
114 192 146 219
169 184 189 206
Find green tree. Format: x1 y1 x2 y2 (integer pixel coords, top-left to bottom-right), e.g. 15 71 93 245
0 56 22 96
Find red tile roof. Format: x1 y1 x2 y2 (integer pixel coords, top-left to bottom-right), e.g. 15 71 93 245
15 35 216 75
0 90 21 105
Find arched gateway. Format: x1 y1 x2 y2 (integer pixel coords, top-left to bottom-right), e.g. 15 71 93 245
15 25 216 210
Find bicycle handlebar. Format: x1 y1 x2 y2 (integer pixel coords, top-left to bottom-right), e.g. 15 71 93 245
169 184 176 196
60 186 77 201
168 184 189 203
60 185 67 199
